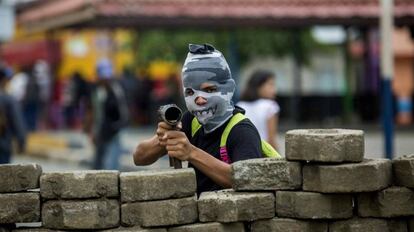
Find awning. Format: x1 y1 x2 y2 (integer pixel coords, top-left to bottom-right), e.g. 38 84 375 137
17 0 414 32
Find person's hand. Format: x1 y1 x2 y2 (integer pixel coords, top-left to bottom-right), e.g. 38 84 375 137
164 130 194 161
156 122 181 146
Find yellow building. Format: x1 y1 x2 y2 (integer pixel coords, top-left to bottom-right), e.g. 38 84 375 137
58 29 134 81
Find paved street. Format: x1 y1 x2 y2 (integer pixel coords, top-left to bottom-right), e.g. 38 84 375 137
11 126 414 172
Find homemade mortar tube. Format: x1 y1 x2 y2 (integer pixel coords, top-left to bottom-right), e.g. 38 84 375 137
158 104 183 169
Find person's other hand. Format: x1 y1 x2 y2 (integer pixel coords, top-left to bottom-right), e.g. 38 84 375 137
164 130 193 161
156 122 181 146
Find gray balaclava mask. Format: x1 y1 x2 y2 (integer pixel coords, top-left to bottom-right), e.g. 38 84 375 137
182 44 235 133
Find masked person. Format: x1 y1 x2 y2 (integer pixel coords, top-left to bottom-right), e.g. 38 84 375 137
133 44 264 194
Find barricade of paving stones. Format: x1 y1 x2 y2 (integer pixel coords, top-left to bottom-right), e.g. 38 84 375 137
0 164 42 228
1 128 414 231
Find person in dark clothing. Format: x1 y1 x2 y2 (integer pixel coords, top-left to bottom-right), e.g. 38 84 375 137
86 59 129 170
119 67 141 124
22 67 40 131
134 75 153 125
133 44 262 194
63 71 91 128
0 66 26 164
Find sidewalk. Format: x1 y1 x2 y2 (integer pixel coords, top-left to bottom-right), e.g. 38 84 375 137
26 130 93 164
23 127 170 171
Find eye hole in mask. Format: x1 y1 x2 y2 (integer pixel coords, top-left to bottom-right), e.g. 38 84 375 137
184 84 218 97
202 85 217 94
185 88 194 97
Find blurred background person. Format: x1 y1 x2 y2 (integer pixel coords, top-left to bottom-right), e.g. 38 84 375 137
119 67 139 124
21 66 40 131
0 65 26 164
134 74 153 125
62 71 91 129
8 66 40 131
85 58 129 170
238 70 280 150
33 60 52 130
7 66 29 108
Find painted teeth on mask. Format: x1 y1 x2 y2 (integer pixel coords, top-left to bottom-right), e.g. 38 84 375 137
193 106 217 116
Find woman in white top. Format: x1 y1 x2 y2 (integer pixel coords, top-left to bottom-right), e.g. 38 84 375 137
238 70 280 150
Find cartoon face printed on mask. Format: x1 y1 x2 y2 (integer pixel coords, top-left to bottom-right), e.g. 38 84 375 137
182 44 236 133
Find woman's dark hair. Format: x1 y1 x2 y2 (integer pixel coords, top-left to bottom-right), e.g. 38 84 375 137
240 70 275 102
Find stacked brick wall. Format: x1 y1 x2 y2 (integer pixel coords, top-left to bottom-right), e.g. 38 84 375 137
0 164 42 228
40 170 120 230
1 128 414 231
120 169 198 228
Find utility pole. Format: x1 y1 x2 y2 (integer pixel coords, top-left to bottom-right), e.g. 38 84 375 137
380 0 394 159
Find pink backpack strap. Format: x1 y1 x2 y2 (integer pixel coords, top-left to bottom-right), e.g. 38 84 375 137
219 146 231 164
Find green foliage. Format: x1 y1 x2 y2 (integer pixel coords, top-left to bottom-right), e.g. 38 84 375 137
133 28 326 68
